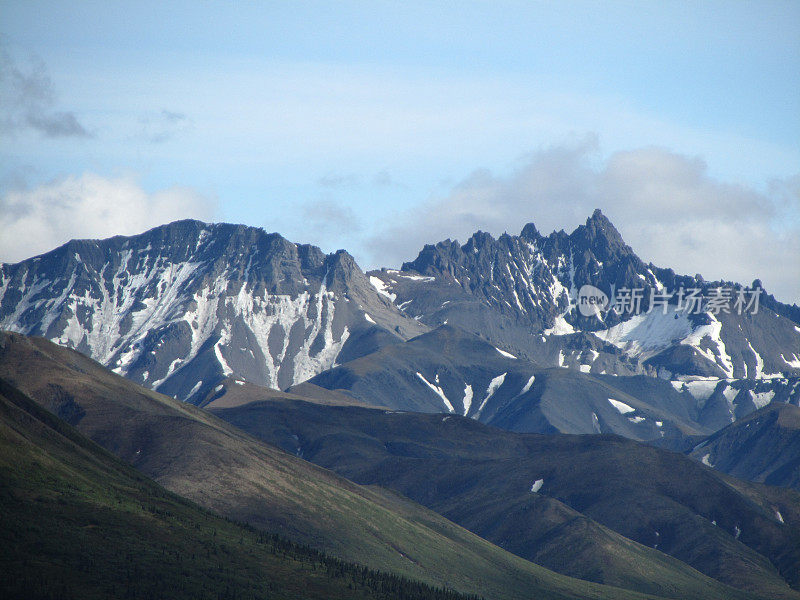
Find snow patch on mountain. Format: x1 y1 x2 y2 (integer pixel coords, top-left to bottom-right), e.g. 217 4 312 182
416 372 454 412
214 330 234 377
187 380 203 398
369 276 396 302
683 378 720 406
750 389 775 410
681 313 734 378
544 315 575 336
462 384 473 415
521 375 536 395
477 372 507 415
608 398 635 414
748 341 765 379
398 274 435 282
592 412 602 433
594 308 692 360
781 353 800 369
495 347 517 359
722 383 739 404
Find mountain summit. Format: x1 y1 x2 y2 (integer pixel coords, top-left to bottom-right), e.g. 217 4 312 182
397 209 658 334
370 211 800 381
0 220 426 401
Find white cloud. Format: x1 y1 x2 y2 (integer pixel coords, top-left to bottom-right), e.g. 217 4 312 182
368 142 800 304
0 173 216 263
365 136 600 265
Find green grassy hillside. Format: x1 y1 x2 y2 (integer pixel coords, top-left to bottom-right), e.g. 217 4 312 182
0 378 482 600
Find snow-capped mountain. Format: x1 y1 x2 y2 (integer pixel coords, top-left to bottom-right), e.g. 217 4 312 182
367 209 800 382
0 220 426 402
1 211 797 425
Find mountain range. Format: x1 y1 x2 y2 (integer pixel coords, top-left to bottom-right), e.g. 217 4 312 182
368 210 800 382
2 212 797 441
2 210 800 598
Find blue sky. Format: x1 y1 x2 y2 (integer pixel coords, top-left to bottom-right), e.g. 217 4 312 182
1 1 799 301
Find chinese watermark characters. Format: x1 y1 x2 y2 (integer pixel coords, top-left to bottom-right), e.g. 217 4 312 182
576 285 761 317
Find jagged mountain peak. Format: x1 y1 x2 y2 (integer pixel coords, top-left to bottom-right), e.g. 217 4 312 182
401 239 460 275
569 209 630 258
324 249 377 295
369 210 800 383
519 209 620 245
586 207 613 228
519 221 541 241
395 210 646 317
16 219 306 272
386 214 616 339
466 230 496 247
403 210 633 277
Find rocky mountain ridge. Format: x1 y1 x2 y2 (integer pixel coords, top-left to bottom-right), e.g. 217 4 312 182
368 210 800 382
0 219 426 402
